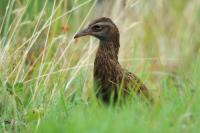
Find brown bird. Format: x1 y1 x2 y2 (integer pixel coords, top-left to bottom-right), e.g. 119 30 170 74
74 17 150 103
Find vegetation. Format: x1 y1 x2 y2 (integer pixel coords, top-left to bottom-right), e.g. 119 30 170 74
0 0 200 132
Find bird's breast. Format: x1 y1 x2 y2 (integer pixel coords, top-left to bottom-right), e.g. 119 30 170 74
94 56 123 86
94 57 113 80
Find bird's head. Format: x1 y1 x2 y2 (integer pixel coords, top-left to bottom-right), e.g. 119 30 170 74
74 17 119 41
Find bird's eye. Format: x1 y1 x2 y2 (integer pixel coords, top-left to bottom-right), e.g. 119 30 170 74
92 25 102 31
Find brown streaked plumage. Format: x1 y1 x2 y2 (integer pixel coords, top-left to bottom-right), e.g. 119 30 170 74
74 17 151 103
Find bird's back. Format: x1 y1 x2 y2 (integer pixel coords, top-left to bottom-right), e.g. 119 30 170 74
123 70 150 99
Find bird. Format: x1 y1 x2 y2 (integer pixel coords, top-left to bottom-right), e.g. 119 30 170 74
74 17 151 103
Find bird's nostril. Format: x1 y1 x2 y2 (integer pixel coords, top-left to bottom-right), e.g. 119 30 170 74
74 28 90 39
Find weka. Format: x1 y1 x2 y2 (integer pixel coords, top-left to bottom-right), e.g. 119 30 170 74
74 17 150 103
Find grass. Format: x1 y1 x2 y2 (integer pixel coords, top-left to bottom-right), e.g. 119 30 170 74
0 0 200 132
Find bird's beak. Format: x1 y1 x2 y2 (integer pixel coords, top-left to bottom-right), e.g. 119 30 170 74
74 28 91 39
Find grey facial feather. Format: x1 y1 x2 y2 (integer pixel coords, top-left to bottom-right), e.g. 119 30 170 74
93 22 114 28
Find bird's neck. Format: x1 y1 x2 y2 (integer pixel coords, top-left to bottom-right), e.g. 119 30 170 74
96 39 120 61
94 38 120 82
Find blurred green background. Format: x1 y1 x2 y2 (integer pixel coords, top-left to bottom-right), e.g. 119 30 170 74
0 0 200 132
